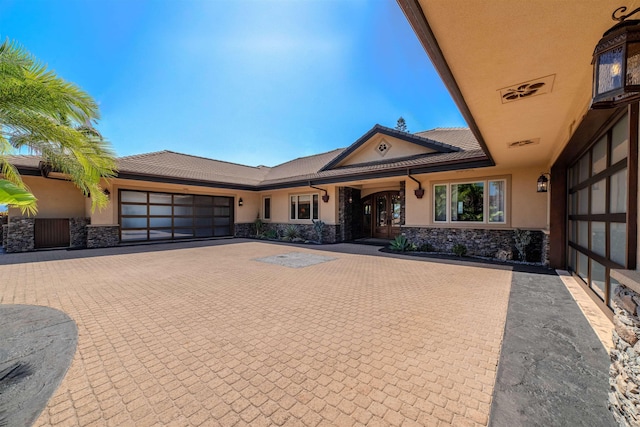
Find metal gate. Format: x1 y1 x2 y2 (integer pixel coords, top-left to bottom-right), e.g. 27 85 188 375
34 219 70 249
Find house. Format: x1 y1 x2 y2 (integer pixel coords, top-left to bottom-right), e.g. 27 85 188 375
393 0 640 424
2 124 548 265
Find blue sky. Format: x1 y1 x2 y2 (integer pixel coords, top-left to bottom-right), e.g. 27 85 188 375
0 0 464 168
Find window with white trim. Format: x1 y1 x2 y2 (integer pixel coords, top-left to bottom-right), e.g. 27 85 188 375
433 179 506 224
263 197 271 220
290 194 319 220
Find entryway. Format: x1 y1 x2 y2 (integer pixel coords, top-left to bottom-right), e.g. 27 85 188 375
34 218 70 249
362 191 401 239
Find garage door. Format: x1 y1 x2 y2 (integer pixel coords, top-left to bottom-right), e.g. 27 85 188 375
119 190 234 242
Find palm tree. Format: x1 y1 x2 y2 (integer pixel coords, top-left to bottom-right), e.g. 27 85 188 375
0 39 116 214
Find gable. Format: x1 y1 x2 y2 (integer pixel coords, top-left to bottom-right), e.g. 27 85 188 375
335 133 437 167
320 124 460 171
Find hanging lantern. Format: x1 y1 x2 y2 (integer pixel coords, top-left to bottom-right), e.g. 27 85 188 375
592 6 640 109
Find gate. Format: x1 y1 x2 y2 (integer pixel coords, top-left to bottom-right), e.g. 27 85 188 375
34 219 70 249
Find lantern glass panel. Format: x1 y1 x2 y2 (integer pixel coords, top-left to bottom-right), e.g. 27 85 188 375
596 46 624 95
627 42 640 86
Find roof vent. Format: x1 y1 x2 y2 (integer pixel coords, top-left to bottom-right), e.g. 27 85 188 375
376 139 391 157
499 75 555 104
507 138 541 148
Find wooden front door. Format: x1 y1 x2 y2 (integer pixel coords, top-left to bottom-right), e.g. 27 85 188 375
365 191 401 239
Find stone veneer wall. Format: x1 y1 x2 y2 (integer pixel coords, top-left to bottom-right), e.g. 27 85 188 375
1 224 7 249
87 225 119 249
69 218 90 249
402 227 546 262
235 223 254 238
610 282 640 426
236 222 340 243
6 217 35 253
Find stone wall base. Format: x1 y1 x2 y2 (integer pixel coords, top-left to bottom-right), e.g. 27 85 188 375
610 284 640 427
70 218 90 249
402 227 546 263
6 217 35 253
1 224 7 249
236 222 340 243
87 225 119 249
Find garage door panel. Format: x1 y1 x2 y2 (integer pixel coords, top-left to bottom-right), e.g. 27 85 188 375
120 190 233 242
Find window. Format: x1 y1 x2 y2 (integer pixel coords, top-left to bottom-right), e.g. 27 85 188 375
263 197 271 220
433 179 506 224
290 194 319 220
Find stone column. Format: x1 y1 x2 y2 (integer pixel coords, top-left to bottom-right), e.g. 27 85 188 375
69 218 90 249
609 270 640 426
6 217 35 253
399 181 406 226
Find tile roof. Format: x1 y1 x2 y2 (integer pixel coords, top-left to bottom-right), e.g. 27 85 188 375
6 128 488 189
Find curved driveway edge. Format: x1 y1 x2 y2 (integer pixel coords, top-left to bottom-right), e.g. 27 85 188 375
0 305 78 427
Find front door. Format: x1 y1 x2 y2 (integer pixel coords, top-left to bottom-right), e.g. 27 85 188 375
369 191 401 239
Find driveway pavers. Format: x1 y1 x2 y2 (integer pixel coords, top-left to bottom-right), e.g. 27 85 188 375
0 240 512 426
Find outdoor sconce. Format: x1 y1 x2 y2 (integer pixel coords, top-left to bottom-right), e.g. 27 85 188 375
238 197 243 207
592 6 640 109
102 188 110 197
407 174 424 199
309 183 330 203
537 173 550 193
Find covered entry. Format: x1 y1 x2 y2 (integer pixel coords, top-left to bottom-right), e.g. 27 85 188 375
119 190 234 242
362 191 402 239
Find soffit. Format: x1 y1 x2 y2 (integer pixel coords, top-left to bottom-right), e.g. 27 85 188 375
416 0 640 168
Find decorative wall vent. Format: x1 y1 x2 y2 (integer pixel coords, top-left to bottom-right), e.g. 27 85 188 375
506 138 541 148
499 75 555 104
376 139 391 157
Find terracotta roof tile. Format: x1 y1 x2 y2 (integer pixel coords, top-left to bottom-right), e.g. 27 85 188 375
5 128 487 188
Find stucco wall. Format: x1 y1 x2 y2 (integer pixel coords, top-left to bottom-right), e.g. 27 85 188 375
260 185 338 225
8 176 85 219
340 134 435 166
404 165 547 230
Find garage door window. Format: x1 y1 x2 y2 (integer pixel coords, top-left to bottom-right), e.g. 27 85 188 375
120 190 234 242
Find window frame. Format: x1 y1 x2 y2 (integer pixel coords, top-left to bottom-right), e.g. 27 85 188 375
432 178 508 225
289 193 319 221
262 196 271 221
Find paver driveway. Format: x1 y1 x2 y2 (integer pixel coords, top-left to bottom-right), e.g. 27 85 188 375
0 241 512 426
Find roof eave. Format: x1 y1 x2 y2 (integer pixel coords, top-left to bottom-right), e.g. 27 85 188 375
396 0 495 166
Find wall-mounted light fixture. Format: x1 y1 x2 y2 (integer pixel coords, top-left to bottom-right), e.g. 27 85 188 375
309 183 330 203
592 6 640 109
407 173 425 199
103 188 111 198
238 197 243 207
537 173 551 193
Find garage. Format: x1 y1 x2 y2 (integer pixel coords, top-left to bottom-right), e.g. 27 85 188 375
119 190 234 242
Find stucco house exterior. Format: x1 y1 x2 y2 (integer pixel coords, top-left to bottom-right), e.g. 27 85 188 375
2 124 548 262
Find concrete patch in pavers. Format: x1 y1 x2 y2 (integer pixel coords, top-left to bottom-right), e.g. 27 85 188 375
253 251 337 268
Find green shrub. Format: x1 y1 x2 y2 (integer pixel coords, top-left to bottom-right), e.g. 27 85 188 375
283 224 300 240
513 229 532 261
390 235 417 252
263 229 277 239
253 218 264 237
452 243 467 257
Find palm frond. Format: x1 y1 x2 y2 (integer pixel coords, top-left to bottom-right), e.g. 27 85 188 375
0 179 37 215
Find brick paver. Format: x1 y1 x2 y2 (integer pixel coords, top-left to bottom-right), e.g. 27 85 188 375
0 241 512 426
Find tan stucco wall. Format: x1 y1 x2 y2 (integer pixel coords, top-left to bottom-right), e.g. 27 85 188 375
338 134 435 167
404 166 547 230
8 176 85 218
260 185 338 225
